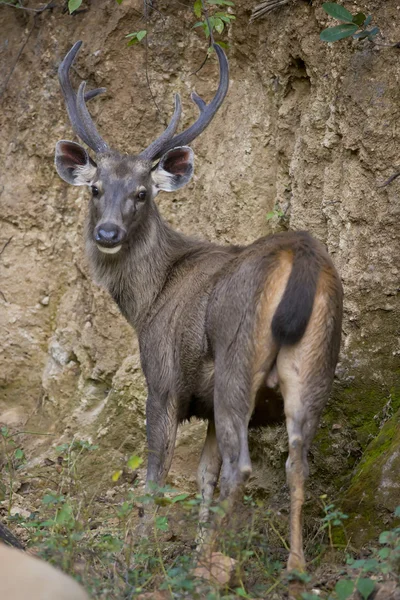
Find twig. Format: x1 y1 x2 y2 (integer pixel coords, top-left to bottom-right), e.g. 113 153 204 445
0 237 13 302
191 52 209 76
142 3 163 121
250 0 290 23
200 0 215 46
0 0 56 12
379 170 400 187
0 236 13 256
0 23 35 99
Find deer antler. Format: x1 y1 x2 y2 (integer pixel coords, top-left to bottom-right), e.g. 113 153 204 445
58 41 109 153
140 43 229 161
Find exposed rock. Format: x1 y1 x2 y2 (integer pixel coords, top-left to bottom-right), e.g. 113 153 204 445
193 551 237 587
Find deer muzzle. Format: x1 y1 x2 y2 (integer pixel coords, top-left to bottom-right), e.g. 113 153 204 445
94 222 126 254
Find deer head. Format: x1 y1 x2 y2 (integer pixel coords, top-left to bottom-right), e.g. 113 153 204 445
55 41 229 255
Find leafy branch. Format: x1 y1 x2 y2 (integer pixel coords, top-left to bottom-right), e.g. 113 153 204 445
193 0 235 48
320 3 379 43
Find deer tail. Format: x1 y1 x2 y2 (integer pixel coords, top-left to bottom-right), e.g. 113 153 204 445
271 236 320 346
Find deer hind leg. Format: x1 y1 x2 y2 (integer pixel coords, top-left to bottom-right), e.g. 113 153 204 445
196 420 222 548
277 343 334 573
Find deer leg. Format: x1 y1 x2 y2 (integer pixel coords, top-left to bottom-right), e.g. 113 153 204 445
196 420 222 548
277 345 333 573
145 395 179 490
212 365 254 523
136 395 179 536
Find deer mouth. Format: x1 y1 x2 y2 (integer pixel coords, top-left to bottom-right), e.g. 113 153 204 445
96 243 122 255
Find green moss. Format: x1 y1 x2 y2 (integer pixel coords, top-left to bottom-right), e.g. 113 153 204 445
342 408 400 545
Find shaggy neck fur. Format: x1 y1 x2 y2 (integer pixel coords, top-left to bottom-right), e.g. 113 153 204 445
85 200 211 331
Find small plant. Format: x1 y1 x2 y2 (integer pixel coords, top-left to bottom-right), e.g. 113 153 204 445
266 207 285 221
68 0 122 14
193 0 236 48
320 495 349 549
320 2 379 43
125 30 147 46
0 426 26 514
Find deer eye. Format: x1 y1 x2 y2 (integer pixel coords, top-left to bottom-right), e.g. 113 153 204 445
91 186 99 197
137 189 147 201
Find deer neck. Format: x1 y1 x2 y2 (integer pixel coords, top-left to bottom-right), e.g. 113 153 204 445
85 202 202 330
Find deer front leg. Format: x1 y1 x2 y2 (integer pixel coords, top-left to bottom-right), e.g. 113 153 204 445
145 395 179 490
137 395 178 535
196 420 222 549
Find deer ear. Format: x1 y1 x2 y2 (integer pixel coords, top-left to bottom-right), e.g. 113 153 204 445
152 146 194 192
55 140 97 186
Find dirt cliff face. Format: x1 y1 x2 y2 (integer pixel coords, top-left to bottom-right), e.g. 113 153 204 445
1 0 399 542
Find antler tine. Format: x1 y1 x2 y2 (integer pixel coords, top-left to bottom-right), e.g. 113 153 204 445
84 87 106 102
58 41 109 153
76 81 110 153
147 43 229 161
139 94 182 161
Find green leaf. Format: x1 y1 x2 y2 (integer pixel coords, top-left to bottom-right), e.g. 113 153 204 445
194 0 202 18
320 23 358 42
357 578 375 600
55 502 73 525
301 594 321 600
116 0 123 4
127 38 139 46
214 17 225 33
68 0 82 13
127 455 143 470
215 40 229 49
364 15 372 26
171 493 190 503
208 0 235 5
220 14 236 22
42 493 63 505
352 12 366 26
14 448 24 460
378 547 390 559
112 470 123 481
136 30 147 42
335 579 354 600
395 506 400 517
379 531 392 544
322 2 354 22
155 516 169 531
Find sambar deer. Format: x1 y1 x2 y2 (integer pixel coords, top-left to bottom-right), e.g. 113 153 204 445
54 41 343 572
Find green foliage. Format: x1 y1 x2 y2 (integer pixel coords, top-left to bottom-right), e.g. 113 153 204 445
68 0 82 13
266 208 284 221
334 579 354 600
2 437 399 598
192 0 235 45
320 3 379 43
0 426 26 513
125 30 147 46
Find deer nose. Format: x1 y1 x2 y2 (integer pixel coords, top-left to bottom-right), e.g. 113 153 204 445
95 223 125 247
